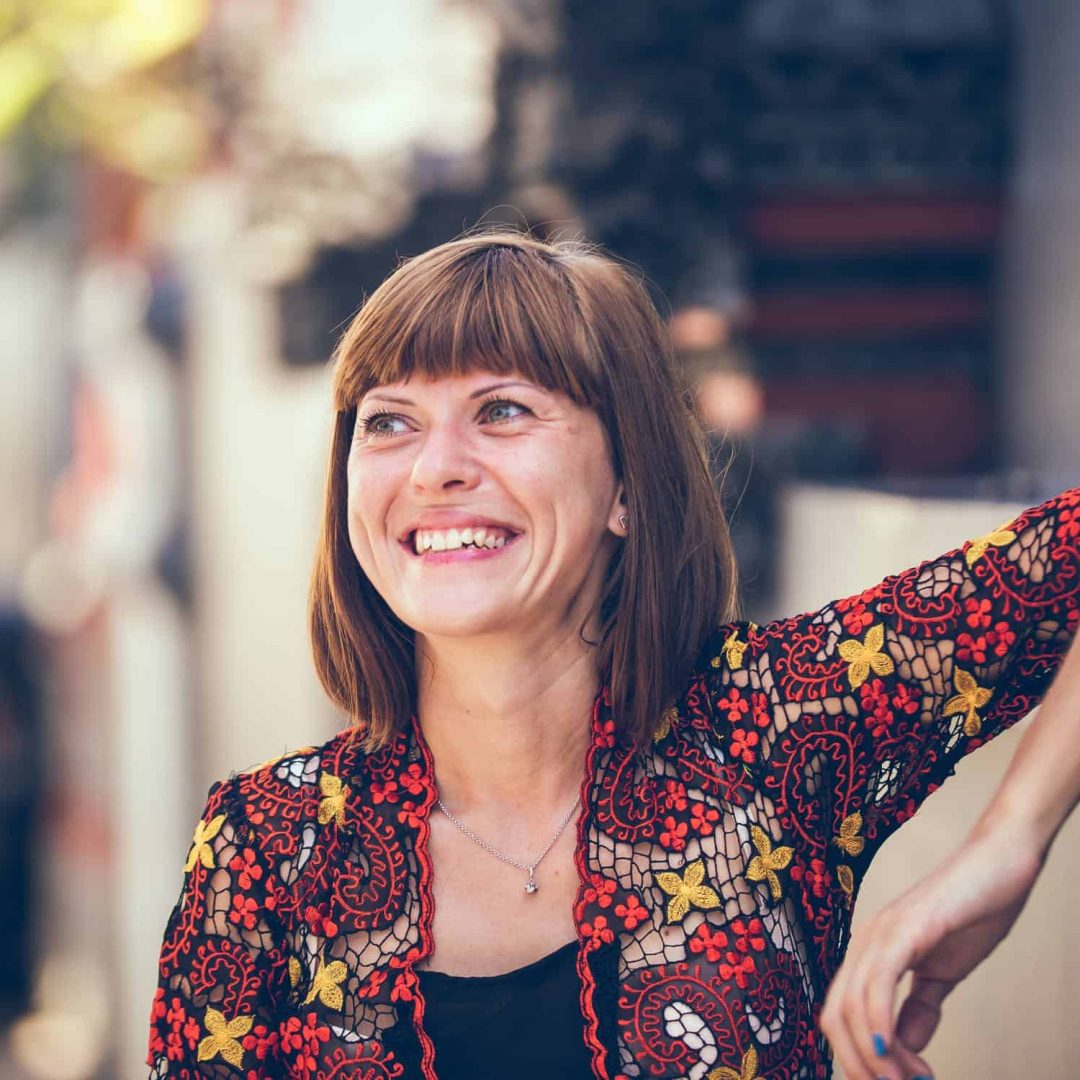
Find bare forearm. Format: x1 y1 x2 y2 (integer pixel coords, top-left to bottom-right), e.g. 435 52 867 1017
975 629 1080 854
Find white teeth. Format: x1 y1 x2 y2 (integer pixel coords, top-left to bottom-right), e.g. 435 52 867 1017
411 526 512 555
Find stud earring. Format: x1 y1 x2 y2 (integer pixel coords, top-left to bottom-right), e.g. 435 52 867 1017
619 514 629 529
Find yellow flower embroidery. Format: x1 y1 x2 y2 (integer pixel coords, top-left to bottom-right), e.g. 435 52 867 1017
317 772 350 827
746 825 793 901
834 812 865 857
837 622 894 690
836 864 855 896
654 706 678 743
197 1007 253 1067
302 952 348 1009
183 814 226 874
721 629 748 670
655 859 721 924
288 956 302 988
964 523 1017 568
709 1046 760 1080
943 667 993 736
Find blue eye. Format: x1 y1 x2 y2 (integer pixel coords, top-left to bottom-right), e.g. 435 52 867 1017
480 397 528 424
357 411 409 439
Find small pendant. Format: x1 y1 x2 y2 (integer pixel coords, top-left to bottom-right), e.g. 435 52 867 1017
525 870 538 894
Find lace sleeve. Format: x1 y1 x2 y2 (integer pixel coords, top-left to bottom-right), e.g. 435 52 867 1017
147 776 290 1078
707 487 1079 894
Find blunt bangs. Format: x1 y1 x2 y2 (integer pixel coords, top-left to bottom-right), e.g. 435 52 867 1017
332 238 606 416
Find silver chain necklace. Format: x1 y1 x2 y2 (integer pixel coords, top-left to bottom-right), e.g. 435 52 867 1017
435 793 581 893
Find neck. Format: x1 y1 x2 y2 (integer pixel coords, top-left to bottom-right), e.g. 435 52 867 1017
415 629 599 824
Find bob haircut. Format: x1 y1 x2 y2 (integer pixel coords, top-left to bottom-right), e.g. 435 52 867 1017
309 230 741 752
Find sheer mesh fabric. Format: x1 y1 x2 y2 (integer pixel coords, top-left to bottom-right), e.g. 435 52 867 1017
149 487 1079 1079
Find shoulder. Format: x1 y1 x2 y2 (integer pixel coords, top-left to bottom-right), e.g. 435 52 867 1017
205 727 369 875
690 618 764 682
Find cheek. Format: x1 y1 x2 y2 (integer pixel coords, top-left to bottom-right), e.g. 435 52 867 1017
345 468 384 569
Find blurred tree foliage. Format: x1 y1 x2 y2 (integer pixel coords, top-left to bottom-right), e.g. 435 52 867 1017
0 0 210 183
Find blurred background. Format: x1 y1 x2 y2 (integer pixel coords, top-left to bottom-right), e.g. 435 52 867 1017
1 0 1079 1076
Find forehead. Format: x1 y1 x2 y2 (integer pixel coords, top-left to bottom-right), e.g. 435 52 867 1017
359 371 543 403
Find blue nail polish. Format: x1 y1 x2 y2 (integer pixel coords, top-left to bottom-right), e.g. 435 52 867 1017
872 1032 887 1056
914 1075 933 1080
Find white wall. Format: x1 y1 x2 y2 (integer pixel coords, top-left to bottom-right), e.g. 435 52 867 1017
178 177 340 792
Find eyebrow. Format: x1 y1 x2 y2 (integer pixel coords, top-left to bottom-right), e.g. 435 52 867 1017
360 380 539 407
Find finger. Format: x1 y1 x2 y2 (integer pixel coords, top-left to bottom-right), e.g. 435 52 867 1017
843 934 907 1080
891 1037 935 1080
894 975 951 1054
824 998 879 1080
823 962 876 1080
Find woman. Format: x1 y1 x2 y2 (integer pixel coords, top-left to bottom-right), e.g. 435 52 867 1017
147 232 1080 1080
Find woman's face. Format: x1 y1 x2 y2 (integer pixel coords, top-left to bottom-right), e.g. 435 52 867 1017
346 370 626 641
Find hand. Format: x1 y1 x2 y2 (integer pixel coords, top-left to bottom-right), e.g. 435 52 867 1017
820 820 1045 1079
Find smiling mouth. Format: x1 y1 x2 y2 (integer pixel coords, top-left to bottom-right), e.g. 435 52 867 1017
404 526 519 557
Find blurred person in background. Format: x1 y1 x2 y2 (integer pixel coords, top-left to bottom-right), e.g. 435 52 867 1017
148 231 1079 1080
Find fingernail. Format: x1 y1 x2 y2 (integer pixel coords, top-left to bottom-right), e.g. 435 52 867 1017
872 1032 888 1056
914 1075 933 1080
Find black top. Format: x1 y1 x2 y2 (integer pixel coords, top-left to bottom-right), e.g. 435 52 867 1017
416 939 595 1079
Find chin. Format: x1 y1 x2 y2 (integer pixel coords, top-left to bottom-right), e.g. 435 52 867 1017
399 603 513 641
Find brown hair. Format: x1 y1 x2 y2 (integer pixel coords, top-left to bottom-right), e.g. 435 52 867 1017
309 230 741 752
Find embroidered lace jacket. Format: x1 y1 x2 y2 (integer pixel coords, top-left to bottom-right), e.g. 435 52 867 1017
149 487 1080 1080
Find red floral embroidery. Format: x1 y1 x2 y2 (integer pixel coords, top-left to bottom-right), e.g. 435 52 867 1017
791 858 831 898
688 923 729 962
730 917 767 956
371 779 399 804
356 968 388 1000
662 778 689 812
303 903 339 938
614 895 648 930
729 726 760 764
278 1013 330 1080
396 799 422 829
241 1022 279 1063
718 950 756 988
229 895 260 931
228 847 263 890
659 815 689 851
584 874 617 908
582 914 616 948
689 801 721 836
718 687 749 724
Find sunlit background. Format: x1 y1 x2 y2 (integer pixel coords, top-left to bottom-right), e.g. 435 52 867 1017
2 1 1079 1076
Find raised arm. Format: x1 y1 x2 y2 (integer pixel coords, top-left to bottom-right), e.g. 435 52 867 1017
702 487 1079 980
147 776 289 1078
820 622 1080 1080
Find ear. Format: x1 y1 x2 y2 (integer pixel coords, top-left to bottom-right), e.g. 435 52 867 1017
608 484 629 537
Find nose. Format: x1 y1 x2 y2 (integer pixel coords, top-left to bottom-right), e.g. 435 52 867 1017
408 421 481 493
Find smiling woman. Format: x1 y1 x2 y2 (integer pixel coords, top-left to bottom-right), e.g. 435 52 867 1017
147 230 1080 1080
311 232 739 753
